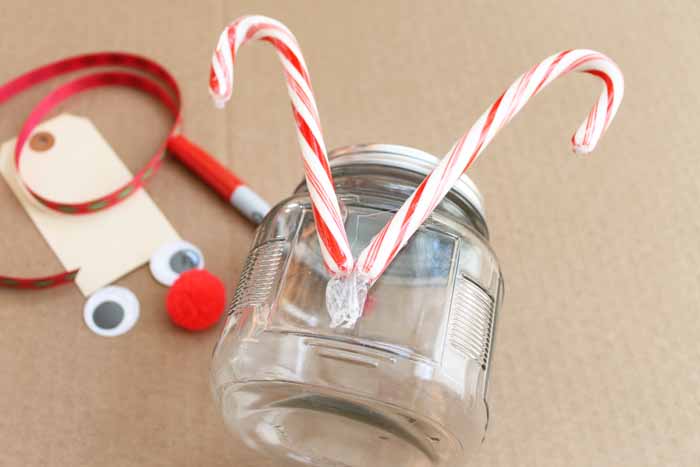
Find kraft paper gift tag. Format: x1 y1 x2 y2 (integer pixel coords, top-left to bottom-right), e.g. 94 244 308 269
0 113 180 296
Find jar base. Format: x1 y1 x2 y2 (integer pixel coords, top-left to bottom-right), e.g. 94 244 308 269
219 380 461 467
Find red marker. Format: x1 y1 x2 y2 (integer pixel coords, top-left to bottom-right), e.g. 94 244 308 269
167 135 270 223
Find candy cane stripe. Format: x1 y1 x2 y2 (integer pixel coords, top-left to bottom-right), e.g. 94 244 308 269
280 54 321 122
290 91 327 164
356 49 624 284
210 15 353 274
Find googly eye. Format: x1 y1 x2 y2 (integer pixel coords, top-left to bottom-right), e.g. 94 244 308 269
83 286 140 337
149 240 205 287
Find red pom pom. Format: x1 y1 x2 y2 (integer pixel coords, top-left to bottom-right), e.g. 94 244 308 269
166 269 226 331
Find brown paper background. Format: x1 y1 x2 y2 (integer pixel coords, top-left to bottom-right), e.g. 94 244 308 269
1 1 698 466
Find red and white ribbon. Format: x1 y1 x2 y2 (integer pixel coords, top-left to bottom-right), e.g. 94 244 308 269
0 53 181 289
356 49 624 284
209 15 353 276
1 52 267 290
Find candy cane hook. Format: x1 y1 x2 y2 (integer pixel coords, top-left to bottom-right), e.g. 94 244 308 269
209 15 354 275
355 49 624 284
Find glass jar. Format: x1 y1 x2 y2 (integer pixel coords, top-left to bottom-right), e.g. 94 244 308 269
211 144 503 467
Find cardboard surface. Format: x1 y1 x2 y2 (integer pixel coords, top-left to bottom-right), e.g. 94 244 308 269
0 114 180 295
1 1 698 466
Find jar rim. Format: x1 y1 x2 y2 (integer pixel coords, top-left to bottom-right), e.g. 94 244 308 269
328 143 486 218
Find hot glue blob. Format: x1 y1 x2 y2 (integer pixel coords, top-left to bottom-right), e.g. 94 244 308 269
166 269 226 331
83 286 140 337
325 271 369 329
150 240 204 286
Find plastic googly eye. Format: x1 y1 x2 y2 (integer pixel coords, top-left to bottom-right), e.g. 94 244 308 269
83 286 140 337
149 240 205 286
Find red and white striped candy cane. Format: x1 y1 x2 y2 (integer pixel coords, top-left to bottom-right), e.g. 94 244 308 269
356 49 624 284
209 15 354 275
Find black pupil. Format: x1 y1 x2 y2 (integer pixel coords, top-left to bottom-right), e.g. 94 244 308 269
93 301 125 329
169 249 200 273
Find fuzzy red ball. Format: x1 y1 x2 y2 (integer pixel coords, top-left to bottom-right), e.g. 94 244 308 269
166 269 226 331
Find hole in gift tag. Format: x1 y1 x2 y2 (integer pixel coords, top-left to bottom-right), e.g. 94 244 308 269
29 131 55 152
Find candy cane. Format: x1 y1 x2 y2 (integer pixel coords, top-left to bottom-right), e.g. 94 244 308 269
356 49 624 284
209 15 353 275
209 19 624 328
